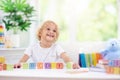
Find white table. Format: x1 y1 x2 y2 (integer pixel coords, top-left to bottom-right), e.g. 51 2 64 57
0 69 120 80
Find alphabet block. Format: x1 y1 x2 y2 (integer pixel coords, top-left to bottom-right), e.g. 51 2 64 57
56 63 63 69
45 63 51 69
37 62 43 69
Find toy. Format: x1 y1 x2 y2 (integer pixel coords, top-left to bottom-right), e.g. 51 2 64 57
100 39 120 60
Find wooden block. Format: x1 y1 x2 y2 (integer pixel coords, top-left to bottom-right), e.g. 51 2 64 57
80 53 86 67
3 64 7 70
0 56 5 64
29 63 36 69
7 64 13 70
51 62 56 69
66 62 73 69
45 63 51 69
114 67 120 75
0 64 3 71
37 62 43 69
22 63 29 69
106 66 114 74
92 53 97 66
56 63 64 69
85 54 91 67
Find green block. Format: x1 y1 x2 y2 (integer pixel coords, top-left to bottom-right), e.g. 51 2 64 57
22 63 29 69
85 54 91 67
66 62 73 69
7 64 13 70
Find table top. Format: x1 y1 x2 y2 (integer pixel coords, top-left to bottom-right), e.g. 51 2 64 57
0 68 120 80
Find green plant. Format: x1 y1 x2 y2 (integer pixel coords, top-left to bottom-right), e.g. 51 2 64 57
0 0 35 34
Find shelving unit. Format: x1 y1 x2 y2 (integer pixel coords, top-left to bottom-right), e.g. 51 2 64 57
0 48 25 64
0 48 26 51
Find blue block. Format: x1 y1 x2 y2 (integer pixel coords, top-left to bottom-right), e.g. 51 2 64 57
80 53 86 67
29 63 36 69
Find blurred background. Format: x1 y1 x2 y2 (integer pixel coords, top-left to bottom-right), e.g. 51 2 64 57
0 0 119 48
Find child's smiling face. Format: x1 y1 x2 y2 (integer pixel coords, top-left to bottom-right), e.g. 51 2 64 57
41 22 57 43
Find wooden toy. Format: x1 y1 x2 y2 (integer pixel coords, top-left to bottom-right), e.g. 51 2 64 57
29 63 36 69
22 63 29 69
37 62 43 69
85 54 91 67
56 63 63 69
7 64 13 70
0 56 5 64
66 62 73 69
114 67 120 75
45 63 51 69
80 53 86 67
3 64 7 70
51 62 56 69
0 64 2 71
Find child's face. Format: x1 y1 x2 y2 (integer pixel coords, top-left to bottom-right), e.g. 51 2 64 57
41 23 57 43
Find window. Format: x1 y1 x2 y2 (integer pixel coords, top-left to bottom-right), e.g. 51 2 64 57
29 0 118 44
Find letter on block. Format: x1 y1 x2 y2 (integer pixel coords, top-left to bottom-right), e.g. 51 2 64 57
56 63 63 69
51 62 56 69
45 63 51 69
66 62 73 69
37 62 43 69
22 63 29 69
29 63 36 69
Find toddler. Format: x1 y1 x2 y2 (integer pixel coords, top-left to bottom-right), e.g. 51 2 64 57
15 20 80 69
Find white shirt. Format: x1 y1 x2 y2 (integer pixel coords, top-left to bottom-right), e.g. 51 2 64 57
24 42 65 63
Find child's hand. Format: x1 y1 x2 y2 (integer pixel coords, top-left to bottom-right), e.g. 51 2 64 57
73 63 80 69
14 63 21 69
66 62 80 69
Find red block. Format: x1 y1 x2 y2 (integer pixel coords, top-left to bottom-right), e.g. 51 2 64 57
0 64 3 71
56 63 63 69
3 64 7 70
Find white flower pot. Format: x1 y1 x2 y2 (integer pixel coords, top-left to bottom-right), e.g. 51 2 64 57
5 34 20 48
10 34 20 48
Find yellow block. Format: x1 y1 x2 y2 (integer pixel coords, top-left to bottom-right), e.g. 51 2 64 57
92 53 97 66
114 67 120 75
51 62 56 69
0 56 5 63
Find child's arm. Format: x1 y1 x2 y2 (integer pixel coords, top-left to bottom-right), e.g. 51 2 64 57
19 54 29 63
60 52 80 69
14 54 29 68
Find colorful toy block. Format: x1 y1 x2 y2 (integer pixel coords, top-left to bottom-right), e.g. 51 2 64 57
0 64 2 71
7 64 13 70
45 63 51 69
85 54 91 67
37 62 43 69
3 64 7 70
29 63 36 69
22 63 29 69
0 56 5 64
66 62 73 69
51 62 56 69
56 63 63 69
114 67 120 75
80 53 86 67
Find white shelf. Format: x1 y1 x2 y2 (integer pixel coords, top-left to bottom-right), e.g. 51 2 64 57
0 48 26 51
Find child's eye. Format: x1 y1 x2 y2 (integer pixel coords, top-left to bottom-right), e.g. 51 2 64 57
47 28 50 31
53 30 56 32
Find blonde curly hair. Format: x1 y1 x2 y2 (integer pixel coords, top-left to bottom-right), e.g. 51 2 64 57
36 20 59 42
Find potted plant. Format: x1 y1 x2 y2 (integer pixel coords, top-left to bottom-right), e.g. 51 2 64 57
0 0 35 47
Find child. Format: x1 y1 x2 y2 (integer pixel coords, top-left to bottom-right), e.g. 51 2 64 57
15 20 80 69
